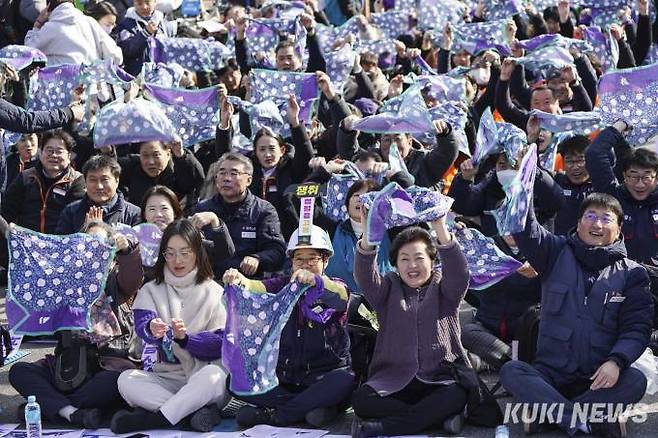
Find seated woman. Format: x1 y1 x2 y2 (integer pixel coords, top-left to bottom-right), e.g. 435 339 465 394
223 225 354 428
142 185 235 280
111 219 229 433
9 222 143 428
461 235 541 371
351 213 471 437
325 179 393 294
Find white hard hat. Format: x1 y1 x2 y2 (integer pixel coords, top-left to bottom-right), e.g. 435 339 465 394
287 225 334 257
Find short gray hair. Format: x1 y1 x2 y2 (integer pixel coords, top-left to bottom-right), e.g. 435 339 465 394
216 152 253 176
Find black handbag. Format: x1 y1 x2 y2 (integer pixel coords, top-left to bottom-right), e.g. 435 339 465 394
453 360 504 427
54 332 100 393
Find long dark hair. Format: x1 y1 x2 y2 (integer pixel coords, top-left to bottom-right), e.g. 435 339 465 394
153 219 214 285
141 185 183 223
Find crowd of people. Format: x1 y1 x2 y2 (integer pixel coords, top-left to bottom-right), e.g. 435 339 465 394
1 0 658 436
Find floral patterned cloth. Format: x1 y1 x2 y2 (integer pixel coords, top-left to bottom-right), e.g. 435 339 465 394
7 227 115 335
222 282 309 395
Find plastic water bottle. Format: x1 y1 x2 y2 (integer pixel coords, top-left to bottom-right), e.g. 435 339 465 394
25 396 42 438
494 425 509 438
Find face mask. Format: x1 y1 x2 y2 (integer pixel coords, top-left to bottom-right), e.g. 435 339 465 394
496 169 518 188
470 67 491 86
101 24 114 34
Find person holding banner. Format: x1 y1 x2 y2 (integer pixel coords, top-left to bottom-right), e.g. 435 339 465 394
112 219 229 433
351 211 471 437
112 0 176 76
500 192 653 436
325 178 393 295
223 224 353 429
450 152 564 236
9 220 143 429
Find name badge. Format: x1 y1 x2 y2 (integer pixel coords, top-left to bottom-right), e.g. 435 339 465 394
53 188 66 197
268 185 278 193
609 296 626 303
563 189 572 196
241 231 257 239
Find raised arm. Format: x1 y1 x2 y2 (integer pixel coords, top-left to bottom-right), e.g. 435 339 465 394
585 124 627 195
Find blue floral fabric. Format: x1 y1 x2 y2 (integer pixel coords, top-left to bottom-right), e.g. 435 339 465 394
360 183 454 246
6 227 115 335
222 282 309 395
598 62 658 146
144 83 220 147
489 144 538 235
0 45 46 70
93 97 177 147
149 37 232 72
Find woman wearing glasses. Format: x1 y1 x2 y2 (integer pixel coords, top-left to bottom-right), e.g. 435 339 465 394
223 225 354 429
214 93 315 239
111 219 229 433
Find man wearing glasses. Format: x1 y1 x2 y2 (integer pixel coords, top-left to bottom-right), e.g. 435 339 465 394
553 135 593 235
501 192 653 437
192 152 286 279
586 120 658 333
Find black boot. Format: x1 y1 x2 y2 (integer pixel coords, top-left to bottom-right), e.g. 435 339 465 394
236 406 278 428
351 417 384 438
111 408 172 434
70 408 101 429
190 406 222 432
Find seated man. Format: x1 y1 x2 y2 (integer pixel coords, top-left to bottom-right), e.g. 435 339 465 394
56 155 141 234
585 121 658 329
192 152 286 278
3 129 85 233
114 139 204 213
554 135 593 235
234 13 326 73
500 193 653 436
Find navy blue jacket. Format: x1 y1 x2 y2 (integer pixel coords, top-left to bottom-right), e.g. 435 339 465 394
249 274 351 384
0 98 73 133
55 192 141 234
194 191 286 277
112 16 175 76
215 124 314 239
513 208 653 385
553 173 593 235
586 126 658 268
449 167 565 236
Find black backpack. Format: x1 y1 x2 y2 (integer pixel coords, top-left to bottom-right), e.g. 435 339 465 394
515 304 541 363
347 295 377 386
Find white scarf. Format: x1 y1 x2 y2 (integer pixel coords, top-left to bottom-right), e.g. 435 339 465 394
350 218 364 238
134 266 226 376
